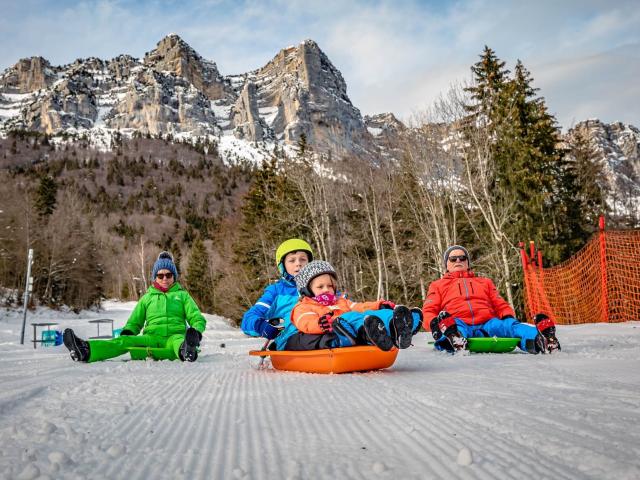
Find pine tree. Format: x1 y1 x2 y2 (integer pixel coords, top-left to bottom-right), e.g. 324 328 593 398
34 175 58 217
297 132 309 157
564 127 609 235
185 237 214 312
222 155 311 324
464 45 510 121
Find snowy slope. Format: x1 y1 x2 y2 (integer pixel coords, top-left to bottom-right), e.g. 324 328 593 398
1 302 639 479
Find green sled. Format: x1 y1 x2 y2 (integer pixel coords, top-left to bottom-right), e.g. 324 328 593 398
467 337 520 353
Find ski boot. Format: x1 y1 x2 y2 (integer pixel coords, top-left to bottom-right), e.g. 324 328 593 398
534 314 561 353
435 311 467 352
389 305 414 349
364 315 395 351
180 327 202 362
63 329 90 362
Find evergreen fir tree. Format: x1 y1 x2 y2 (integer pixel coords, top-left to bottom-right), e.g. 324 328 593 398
564 128 609 234
464 45 510 121
297 132 308 157
185 237 214 312
34 175 58 217
225 154 311 324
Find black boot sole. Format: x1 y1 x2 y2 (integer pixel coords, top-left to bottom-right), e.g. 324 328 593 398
63 328 89 362
364 315 395 352
391 305 413 349
181 328 200 362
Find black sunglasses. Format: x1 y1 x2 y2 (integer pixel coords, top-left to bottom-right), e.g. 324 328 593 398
156 272 174 280
448 255 468 263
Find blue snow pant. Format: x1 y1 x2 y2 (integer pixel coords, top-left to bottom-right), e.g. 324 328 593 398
280 309 422 350
434 317 538 352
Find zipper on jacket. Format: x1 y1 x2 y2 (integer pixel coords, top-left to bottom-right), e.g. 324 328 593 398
462 278 475 325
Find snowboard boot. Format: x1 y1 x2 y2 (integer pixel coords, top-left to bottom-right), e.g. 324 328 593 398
364 315 395 352
332 318 356 347
534 314 561 353
437 314 467 352
179 328 201 362
389 305 413 349
63 329 90 362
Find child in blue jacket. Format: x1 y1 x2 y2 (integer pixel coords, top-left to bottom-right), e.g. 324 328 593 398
241 239 313 339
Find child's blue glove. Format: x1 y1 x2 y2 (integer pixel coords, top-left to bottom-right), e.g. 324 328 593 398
260 321 280 340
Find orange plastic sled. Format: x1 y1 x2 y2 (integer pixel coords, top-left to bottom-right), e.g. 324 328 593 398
249 345 399 374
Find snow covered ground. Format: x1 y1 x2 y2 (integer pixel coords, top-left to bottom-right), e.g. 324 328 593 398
1 301 639 479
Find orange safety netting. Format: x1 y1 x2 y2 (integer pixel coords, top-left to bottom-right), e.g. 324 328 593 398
521 219 640 325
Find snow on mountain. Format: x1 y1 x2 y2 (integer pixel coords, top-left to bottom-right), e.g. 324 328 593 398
566 119 640 217
1 34 638 203
0 35 377 163
1 302 639 479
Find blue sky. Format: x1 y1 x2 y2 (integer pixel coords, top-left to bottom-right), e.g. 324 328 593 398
1 0 638 128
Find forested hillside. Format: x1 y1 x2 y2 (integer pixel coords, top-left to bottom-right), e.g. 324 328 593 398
1 47 637 323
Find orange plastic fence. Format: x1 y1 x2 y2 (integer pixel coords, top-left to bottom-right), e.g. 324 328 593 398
521 218 640 325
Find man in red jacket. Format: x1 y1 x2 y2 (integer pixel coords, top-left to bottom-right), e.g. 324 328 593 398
422 245 560 354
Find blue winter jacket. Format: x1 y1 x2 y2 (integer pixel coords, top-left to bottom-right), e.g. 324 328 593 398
241 278 299 337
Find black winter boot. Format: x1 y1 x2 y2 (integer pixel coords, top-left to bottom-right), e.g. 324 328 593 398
180 328 201 362
435 312 467 352
534 314 561 353
389 305 413 349
364 315 395 352
63 329 90 362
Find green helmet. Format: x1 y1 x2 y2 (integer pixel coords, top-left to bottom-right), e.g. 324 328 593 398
275 239 313 267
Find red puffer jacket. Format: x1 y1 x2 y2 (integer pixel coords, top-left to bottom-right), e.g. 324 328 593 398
422 271 515 328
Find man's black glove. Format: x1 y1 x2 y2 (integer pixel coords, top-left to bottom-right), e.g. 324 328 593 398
430 311 455 340
120 329 135 336
429 317 443 340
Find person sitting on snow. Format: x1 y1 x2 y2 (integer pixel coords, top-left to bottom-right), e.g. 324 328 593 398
276 260 422 351
422 245 561 354
241 238 313 340
63 251 206 363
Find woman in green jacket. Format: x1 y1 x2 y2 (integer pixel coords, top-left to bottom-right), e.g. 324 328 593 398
63 252 206 363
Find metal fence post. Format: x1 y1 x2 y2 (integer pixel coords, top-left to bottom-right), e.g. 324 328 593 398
20 249 34 345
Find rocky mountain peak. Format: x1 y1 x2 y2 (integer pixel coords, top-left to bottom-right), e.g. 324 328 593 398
234 39 373 157
565 119 640 213
144 34 232 101
0 56 56 93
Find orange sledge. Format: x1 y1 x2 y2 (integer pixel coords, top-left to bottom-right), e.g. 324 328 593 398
249 345 399 374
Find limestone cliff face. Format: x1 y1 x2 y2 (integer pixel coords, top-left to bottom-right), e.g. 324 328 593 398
19 77 97 132
0 57 57 93
231 40 374 157
144 34 233 102
232 81 265 140
565 120 640 209
0 36 375 156
107 68 217 136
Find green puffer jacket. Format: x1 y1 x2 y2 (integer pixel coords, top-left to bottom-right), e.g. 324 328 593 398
124 283 206 337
